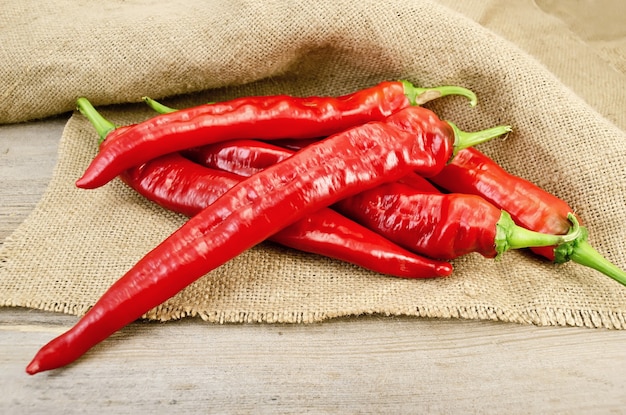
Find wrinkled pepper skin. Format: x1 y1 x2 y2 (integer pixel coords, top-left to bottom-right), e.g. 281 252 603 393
430 147 626 288
123 152 453 279
183 139 292 177
122 152 241 217
334 182 503 259
429 148 577 260
76 82 413 188
76 81 476 189
185 140 444 194
28 106 486 374
192 140 575 260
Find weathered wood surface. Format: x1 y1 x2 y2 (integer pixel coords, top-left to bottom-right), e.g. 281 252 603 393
2 116 626 414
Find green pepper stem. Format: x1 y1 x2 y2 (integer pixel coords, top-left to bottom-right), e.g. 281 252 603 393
495 212 581 257
448 122 512 155
142 96 177 114
76 98 116 144
569 241 626 287
400 80 478 107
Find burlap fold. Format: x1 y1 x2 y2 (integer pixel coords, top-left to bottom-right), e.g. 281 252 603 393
1 0 625 328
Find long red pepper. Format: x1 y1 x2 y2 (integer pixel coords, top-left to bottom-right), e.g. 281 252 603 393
183 139 442 193
142 100 446 193
430 148 626 286
183 138 462 256
75 81 477 189
127 157 454 278
77 100 453 279
143 100 297 176
146 100 444 191
279 138 624 281
26 104 509 374
183 139 580 260
334 182 580 260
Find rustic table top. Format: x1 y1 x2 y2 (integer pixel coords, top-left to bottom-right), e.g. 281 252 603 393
2 116 626 414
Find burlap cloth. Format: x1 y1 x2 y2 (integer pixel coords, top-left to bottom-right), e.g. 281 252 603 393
1 0 625 328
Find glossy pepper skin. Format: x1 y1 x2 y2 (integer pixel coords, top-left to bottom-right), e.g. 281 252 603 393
122 152 240 217
123 154 453 279
75 81 477 189
430 148 626 286
334 182 579 260
191 140 499 259
186 140 575 260
183 139 293 177
26 105 507 374
189 139 436 194
86 109 453 280
430 148 575 260
185 139 442 206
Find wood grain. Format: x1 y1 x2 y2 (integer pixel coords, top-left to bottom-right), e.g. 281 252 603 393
1 115 626 414
3 308 626 414
0 116 65 244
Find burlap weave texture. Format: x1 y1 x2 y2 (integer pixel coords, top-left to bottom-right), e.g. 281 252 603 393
1 0 625 328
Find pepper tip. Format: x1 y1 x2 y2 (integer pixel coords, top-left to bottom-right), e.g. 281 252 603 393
25 360 41 375
436 263 454 277
75 176 89 189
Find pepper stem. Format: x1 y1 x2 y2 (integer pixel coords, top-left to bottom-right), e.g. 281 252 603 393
554 228 626 287
401 80 478 107
448 122 512 156
76 97 116 143
142 96 177 114
571 242 626 287
495 212 582 258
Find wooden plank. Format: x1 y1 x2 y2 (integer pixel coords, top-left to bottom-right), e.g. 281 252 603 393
0 116 66 243
3 308 626 414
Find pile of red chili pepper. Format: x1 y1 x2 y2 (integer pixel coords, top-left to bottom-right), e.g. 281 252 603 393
26 80 626 375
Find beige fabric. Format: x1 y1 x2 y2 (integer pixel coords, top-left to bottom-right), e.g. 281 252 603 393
1 0 625 328
437 0 626 131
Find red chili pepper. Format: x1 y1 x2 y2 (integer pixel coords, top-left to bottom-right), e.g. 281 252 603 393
75 81 477 189
186 139 593 272
122 152 239 216
185 138 442 195
429 148 626 286
127 157 454 279
26 104 508 374
71 100 453 279
334 182 580 260
187 140 571 259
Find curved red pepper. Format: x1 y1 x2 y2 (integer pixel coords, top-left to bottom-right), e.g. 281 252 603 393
430 148 576 259
75 81 476 189
86 117 451 281
430 148 626 286
334 182 579 260
123 155 453 279
190 140 581 260
26 105 508 374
